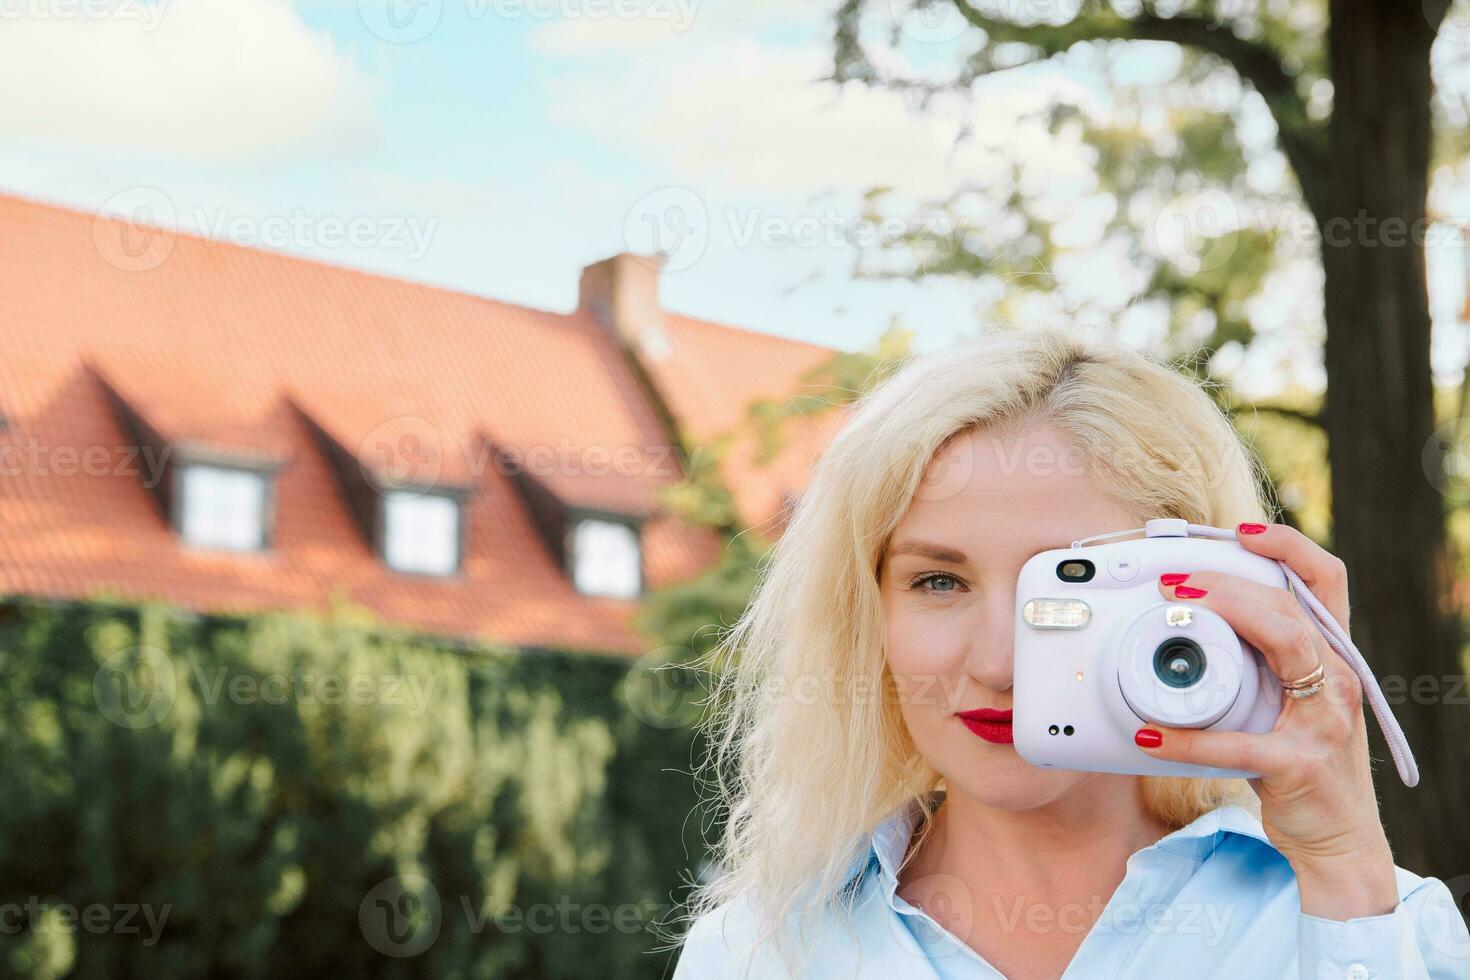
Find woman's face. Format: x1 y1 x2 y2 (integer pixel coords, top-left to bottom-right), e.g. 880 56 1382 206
879 424 1142 810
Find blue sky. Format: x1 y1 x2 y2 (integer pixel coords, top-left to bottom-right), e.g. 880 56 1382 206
0 0 1008 354
3 0 1468 394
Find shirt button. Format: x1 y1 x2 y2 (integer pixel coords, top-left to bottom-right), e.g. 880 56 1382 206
1346 964 1371 980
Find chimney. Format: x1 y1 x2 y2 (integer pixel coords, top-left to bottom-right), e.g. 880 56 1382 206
578 253 671 360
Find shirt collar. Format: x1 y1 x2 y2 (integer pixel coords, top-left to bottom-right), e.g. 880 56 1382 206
860 792 1276 893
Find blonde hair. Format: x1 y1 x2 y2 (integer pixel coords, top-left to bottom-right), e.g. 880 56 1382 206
683 326 1273 968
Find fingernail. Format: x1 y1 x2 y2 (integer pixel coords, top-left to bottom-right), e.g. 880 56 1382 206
1160 573 1190 586
1174 585 1208 598
1238 522 1267 535
1135 728 1163 748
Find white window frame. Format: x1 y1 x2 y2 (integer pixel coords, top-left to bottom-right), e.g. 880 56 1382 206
569 516 642 599
381 490 462 576
175 462 271 552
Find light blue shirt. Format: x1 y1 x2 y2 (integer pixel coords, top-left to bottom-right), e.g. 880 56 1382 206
673 797 1469 978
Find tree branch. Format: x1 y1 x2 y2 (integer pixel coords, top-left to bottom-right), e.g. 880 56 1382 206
944 0 1331 218
1228 400 1323 429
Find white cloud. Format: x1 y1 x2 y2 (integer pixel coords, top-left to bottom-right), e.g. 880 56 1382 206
0 0 378 165
526 0 800 55
544 35 1092 199
523 2 1115 352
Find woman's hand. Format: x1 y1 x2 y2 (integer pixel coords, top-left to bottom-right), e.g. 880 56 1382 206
1133 521 1401 921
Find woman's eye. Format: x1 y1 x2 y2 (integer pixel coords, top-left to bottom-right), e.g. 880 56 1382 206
913 573 963 593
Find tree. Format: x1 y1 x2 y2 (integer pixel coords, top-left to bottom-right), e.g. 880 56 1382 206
641 326 916 662
0 599 698 978
824 0 1469 877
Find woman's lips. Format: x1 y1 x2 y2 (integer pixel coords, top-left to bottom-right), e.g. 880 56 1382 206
956 708 1014 744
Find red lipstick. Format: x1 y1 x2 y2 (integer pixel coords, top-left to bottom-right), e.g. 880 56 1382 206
956 708 1014 744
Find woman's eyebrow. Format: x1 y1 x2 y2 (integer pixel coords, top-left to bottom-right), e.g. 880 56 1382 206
886 540 968 563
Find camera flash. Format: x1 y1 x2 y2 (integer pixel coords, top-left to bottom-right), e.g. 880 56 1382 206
1165 605 1194 627
1075 671 1084 681
1022 598 1091 630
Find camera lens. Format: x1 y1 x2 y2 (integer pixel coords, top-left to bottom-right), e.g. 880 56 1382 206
1056 559 1095 583
1152 638 1207 689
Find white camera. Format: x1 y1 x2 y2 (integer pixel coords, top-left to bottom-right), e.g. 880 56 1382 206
1013 519 1286 779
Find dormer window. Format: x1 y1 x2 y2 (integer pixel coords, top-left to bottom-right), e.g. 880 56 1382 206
177 463 270 552
570 517 641 598
382 490 461 576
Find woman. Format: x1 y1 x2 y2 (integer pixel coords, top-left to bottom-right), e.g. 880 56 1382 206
671 328 1466 978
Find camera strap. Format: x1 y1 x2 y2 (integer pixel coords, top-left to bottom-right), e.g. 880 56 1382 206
1071 520 1420 787
1189 523 1419 787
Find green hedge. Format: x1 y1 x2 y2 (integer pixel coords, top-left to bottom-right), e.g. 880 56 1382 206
0 599 706 979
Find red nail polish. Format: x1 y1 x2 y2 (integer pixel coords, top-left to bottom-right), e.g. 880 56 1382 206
1160 573 1189 586
1135 728 1163 748
1238 522 1267 535
1175 585 1208 598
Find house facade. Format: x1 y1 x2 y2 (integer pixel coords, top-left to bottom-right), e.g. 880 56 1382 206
0 194 835 656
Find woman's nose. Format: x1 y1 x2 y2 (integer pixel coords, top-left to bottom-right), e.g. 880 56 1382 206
964 595 1015 692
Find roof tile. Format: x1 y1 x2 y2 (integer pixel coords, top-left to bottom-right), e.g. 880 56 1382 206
0 193 836 653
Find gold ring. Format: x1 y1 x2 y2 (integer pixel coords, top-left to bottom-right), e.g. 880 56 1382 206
1284 681 1325 700
1281 662 1325 690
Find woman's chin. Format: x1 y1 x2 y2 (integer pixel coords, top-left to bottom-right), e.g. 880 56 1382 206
938 754 1091 810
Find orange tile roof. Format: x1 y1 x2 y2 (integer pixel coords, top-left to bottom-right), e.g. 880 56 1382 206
650 314 843 532
0 192 838 654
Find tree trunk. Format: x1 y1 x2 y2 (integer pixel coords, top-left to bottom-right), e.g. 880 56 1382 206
1320 2 1470 880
